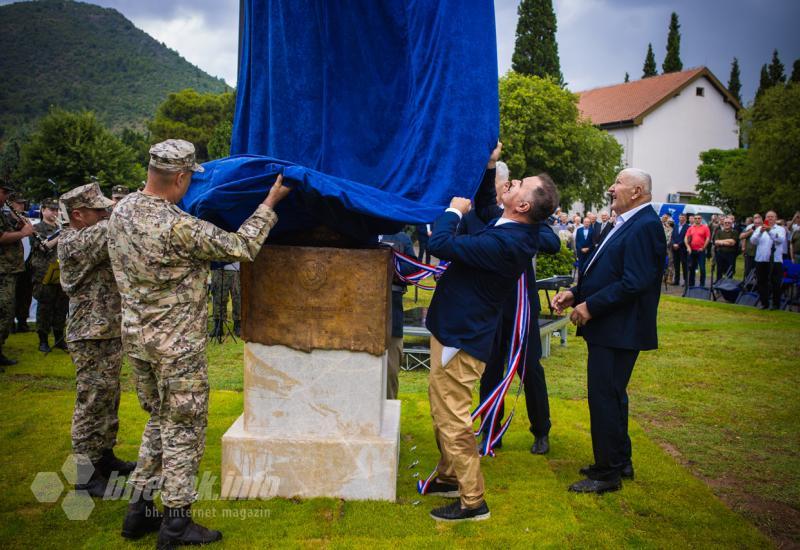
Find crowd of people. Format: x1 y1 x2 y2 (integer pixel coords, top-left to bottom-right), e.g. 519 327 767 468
538 204 799 310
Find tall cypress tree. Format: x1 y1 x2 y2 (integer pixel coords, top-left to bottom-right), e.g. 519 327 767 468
511 0 563 83
642 43 657 78
727 57 742 104
767 49 786 84
791 59 800 84
662 12 683 73
624 72 630 83
756 64 771 100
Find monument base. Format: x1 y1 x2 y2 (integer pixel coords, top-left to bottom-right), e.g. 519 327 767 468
221 400 400 501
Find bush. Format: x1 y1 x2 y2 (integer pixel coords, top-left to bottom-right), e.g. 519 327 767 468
536 241 574 279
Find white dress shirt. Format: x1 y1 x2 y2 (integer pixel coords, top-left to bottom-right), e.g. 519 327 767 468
750 225 786 262
584 203 652 273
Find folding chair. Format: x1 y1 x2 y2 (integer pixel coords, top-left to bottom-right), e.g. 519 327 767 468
781 260 800 311
735 291 760 307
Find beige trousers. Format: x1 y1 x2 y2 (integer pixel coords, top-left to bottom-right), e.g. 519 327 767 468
428 336 487 509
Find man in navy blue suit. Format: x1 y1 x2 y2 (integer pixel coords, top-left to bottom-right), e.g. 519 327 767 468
574 217 594 273
552 168 665 494
423 143 559 522
465 162 561 456
670 213 690 285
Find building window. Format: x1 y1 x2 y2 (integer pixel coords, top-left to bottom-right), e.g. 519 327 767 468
696 86 705 97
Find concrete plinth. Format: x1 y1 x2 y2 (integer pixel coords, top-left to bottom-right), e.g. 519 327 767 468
221 245 400 501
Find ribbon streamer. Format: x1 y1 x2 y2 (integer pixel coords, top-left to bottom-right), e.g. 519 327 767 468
392 252 531 495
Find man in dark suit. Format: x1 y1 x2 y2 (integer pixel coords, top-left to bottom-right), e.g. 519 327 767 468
415 223 432 264
464 162 561 456
593 211 613 247
423 144 560 522
671 213 689 285
574 217 594 273
552 168 665 494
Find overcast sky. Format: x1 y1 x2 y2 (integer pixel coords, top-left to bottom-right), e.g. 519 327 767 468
7 0 799 104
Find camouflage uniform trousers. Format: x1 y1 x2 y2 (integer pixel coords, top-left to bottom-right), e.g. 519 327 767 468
69 338 123 462
210 269 241 322
33 283 68 337
128 352 209 508
0 274 16 347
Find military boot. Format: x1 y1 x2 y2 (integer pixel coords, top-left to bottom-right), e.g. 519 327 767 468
75 458 109 498
98 448 136 477
53 330 68 351
157 505 222 550
233 320 241 337
38 332 51 353
121 497 162 540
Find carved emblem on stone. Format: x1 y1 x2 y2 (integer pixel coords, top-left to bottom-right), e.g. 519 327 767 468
299 259 327 290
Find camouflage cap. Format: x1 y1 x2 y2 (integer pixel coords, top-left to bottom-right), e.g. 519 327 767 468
41 197 59 210
8 192 26 204
111 185 129 197
60 182 115 211
149 139 204 173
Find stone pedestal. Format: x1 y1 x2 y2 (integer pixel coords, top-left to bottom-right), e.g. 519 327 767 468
221 245 400 501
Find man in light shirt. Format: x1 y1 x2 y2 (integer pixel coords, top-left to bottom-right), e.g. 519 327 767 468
750 210 786 309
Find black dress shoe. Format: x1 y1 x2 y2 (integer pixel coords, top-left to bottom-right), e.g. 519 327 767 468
0 353 16 367
568 478 621 494
424 478 459 498
530 435 549 455
579 463 634 480
430 500 490 522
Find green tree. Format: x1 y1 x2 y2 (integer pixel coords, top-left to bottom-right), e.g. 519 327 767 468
791 59 800 84
662 12 683 73
643 43 658 78
536 242 574 278
149 89 235 162
755 64 771 99
499 72 622 208
767 49 786 85
695 148 747 210
511 0 563 83
624 72 630 83
727 58 742 104
119 127 151 171
719 84 800 217
207 120 232 160
15 108 145 199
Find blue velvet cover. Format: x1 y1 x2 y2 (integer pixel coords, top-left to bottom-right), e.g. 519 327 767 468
179 0 499 241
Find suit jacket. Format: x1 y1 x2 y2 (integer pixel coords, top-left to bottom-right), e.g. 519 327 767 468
573 206 665 351
425 165 543 362
575 227 594 259
593 221 613 246
380 231 416 337
415 224 430 244
671 222 689 247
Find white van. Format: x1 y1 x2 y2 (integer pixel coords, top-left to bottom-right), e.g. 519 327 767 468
651 203 724 225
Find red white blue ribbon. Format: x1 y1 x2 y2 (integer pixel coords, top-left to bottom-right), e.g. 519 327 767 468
393 251 531 495
391 250 448 291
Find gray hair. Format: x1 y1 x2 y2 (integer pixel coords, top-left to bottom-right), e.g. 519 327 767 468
619 168 652 194
495 161 510 183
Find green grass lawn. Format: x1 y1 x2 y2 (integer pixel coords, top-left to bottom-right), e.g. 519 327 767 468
0 294 796 548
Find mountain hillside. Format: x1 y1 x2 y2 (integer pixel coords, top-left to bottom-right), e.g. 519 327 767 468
0 0 231 139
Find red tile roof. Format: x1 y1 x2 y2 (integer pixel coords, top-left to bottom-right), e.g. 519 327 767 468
576 67 740 127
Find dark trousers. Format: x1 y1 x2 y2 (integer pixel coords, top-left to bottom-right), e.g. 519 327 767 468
744 255 756 280
417 240 430 264
14 269 32 325
671 247 687 284
688 250 706 287
586 344 639 482
715 250 737 280
755 261 782 308
479 312 551 441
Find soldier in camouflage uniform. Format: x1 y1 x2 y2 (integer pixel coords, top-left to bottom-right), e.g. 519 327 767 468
108 139 291 546
111 185 129 206
30 198 69 352
0 182 34 367
59 183 137 499
9 194 33 333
